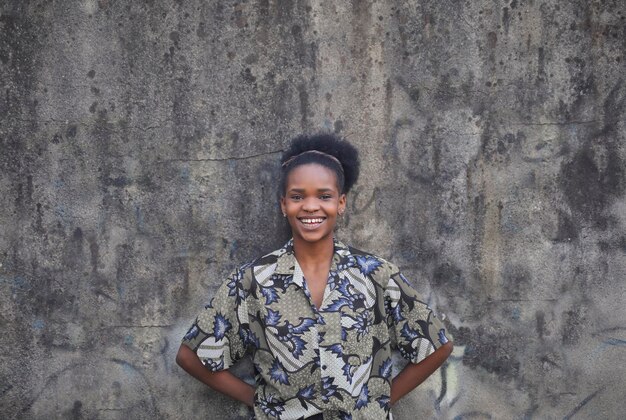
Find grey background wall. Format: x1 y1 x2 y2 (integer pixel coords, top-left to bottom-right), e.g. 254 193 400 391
1 0 624 419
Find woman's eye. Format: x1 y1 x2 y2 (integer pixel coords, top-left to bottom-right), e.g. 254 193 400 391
320 194 332 200
291 195 302 201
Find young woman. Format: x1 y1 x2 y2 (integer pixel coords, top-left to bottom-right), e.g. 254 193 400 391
176 133 453 419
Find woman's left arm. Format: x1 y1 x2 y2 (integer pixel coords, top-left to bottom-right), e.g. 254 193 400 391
389 341 454 405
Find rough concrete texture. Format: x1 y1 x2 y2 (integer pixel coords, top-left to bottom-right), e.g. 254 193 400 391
1 0 625 419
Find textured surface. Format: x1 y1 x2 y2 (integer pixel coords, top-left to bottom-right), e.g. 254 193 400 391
1 1 625 419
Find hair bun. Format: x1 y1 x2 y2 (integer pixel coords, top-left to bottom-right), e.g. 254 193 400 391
281 132 360 194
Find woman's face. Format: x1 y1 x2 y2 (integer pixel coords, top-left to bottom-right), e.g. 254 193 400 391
280 163 346 244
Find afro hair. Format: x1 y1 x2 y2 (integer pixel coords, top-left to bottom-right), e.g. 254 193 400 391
280 132 360 195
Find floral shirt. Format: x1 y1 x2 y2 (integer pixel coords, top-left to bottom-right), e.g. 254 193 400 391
181 238 451 420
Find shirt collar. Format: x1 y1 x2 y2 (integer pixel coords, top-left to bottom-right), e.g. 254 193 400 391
273 237 356 275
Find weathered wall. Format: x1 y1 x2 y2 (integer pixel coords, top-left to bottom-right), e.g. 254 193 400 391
1 0 625 418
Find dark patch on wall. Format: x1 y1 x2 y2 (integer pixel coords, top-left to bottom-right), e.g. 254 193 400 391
501 264 531 300
0 7 44 192
560 143 623 229
70 400 82 420
553 210 579 242
271 80 294 121
62 227 85 269
537 47 546 79
562 306 587 345
597 236 626 252
600 81 625 137
394 232 437 267
433 262 466 299
66 124 77 138
481 131 525 164
298 83 309 130
502 7 511 35
88 236 99 273
468 188 487 285
242 67 257 85
563 56 596 119
536 311 546 338
461 324 521 381
486 31 497 62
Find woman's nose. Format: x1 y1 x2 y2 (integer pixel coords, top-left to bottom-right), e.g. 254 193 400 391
302 197 319 212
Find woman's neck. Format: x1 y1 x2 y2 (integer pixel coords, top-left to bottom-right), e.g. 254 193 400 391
292 235 335 269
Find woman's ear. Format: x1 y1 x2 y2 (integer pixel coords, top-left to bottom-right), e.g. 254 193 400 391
280 196 287 217
338 193 347 214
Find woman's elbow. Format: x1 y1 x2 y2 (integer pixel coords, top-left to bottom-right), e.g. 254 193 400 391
176 344 194 368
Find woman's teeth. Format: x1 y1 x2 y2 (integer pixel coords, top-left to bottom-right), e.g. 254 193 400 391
300 218 325 225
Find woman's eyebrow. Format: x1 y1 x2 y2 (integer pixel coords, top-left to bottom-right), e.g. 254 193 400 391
287 187 335 193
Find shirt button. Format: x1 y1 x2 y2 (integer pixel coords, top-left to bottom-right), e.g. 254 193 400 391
322 365 327 370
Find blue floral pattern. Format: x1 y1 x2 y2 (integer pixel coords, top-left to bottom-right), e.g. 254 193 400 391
258 394 285 418
355 383 370 410
212 313 231 340
378 358 393 379
269 358 290 385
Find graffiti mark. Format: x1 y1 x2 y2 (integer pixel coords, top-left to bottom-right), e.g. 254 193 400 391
230 240 239 260
593 326 626 336
349 186 378 216
562 387 605 420
453 411 493 420
134 205 144 231
603 338 626 346
591 327 626 354
0 383 13 397
161 337 171 372
435 362 448 411
0 274 31 296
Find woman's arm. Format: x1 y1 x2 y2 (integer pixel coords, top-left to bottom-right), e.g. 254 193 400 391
176 344 255 407
390 341 454 405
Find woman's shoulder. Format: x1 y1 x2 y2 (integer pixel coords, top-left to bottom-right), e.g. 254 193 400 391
227 242 293 282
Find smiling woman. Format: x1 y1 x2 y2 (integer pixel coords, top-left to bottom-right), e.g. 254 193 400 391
176 133 454 420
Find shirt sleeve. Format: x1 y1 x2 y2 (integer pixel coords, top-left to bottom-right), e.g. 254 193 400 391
384 263 452 364
181 267 250 371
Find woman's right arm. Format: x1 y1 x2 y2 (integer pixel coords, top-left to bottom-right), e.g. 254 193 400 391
176 344 255 407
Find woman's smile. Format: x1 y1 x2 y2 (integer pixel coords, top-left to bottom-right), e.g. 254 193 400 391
298 216 327 229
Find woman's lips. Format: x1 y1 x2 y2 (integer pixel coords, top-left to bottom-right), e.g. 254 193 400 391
298 217 326 229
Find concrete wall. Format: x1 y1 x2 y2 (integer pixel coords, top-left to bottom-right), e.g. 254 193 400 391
1 0 624 418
